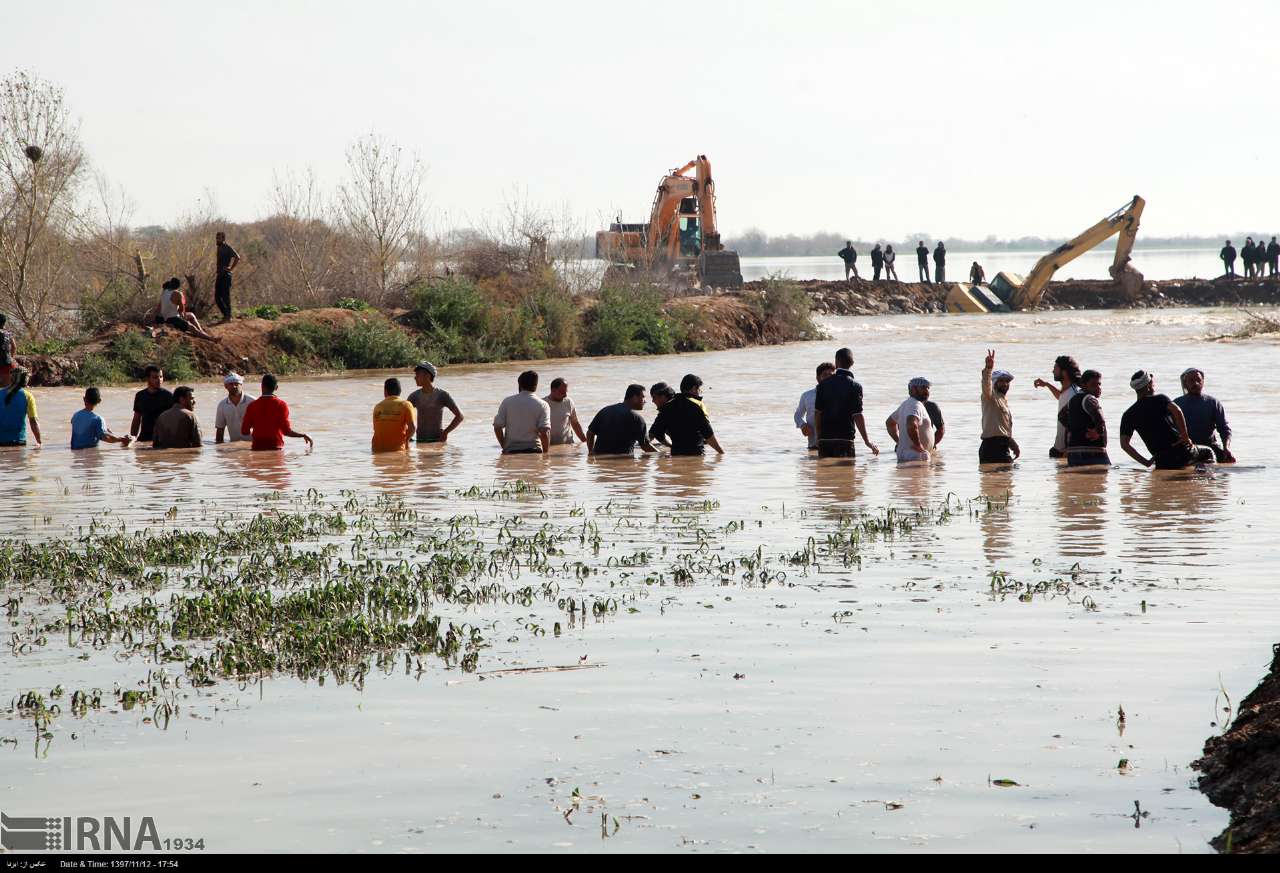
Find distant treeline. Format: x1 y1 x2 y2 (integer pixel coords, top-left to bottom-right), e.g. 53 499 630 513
722 229 1256 257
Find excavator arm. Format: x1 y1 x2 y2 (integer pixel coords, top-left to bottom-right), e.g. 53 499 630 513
1010 195 1145 309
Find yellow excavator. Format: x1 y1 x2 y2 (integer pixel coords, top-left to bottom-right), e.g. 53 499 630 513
595 155 743 288
946 195 1146 313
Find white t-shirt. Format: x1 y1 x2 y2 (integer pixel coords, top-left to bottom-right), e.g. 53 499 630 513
1055 383 1081 453
159 288 182 320
215 393 256 441
544 395 577 445
493 391 551 452
892 397 934 462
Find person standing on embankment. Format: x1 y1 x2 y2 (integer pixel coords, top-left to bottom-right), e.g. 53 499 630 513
1220 240 1236 277
214 231 241 323
883 244 898 280
933 242 947 283
970 261 986 285
916 241 931 283
870 244 884 281
1267 237 1280 277
838 241 859 280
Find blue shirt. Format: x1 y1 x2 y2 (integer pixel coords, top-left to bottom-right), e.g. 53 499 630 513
71 408 108 449
0 387 33 443
1174 393 1230 447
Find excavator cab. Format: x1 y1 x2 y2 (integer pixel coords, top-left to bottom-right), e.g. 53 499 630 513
679 216 701 258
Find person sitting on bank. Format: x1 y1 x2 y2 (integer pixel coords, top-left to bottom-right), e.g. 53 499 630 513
1175 367 1235 462
980 349 1020 463
215 372 255 443
886 377 935 463
0 366 40 447
407 361 463 444
1058 369 1110 467
152 277 219 342
372 377 416 453
813 347 879 459
545 377 588 446
71 387 132 449
838 241 859 280
1119 370 1213 469
152 386 202 449
240 373 314 451
794 361 835 451
649 374 724 456
587 384 657 456
494 370 551 454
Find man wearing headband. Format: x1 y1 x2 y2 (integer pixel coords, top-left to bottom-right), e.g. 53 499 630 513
980 349 1020 463
215 372 254 443
1119 370 1213 469
886 377 935 462
1058 369 1109 467
1174 368 1235 463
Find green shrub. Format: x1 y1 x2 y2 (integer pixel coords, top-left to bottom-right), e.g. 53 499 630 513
667 304 710 352
407 277 491 363
334 317 420 370
156 344 197 383
242 304 281 320
752 277 825 341
73 354 126 387
524 285 578 358
19 338 73 356
583 287 673 356
106 330 154 376
77 279 151 334
334 297 371 312
272 321 337 360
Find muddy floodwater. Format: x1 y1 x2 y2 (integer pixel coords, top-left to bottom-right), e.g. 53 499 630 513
4 307 1277 853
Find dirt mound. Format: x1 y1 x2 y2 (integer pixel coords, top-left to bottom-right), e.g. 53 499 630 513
1194 644 1280 853
746 278 947 315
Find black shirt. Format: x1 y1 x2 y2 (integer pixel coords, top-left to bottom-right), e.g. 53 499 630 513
649 394 713 456
814 369 864 440
870 248 884 266
216 241 240 274
933 246 946 266
916 245 929 263
838 245 857 264
133 387 175 442
1063 391 1106 448
588 402 647 455
1120 394 1178 455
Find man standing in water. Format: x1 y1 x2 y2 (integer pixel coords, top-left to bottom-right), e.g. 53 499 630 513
587 384 657 456
649 374 723 456
493 370 551 454
372 377 416 453
1119 370 1212 469
545 377 588 446
1058 369 1110 467
215 372 254 443
933 241 947 283
980 349 1019 463
70 388 132 449
152 386 202 449
130 365 173 444
407 361 463 444
241 374 314 451
1033 355 1081 459
214 231 240 323
648 382 675 448
916 241 931 283
1220 240 1236 277
0 367 40 447
1175 368 1235 462
838 241 859 280
813 347 879 459
870 244 884 281
794 362 835 451
885 377 935 462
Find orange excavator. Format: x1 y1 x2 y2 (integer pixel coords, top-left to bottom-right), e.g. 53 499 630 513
595 155 744 288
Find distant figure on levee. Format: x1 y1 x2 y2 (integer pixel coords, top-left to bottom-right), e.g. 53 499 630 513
71 388 132 449
970 261 986 285
980 349 1019 464
650 374 724 456
1058 369 1110 467
870 243 885 281
1268 236 1280 277
885 377 935 463
407 361 463 444
241 374 313 451
586 384 657 456
153 276 219 341
916 241 931 283
1175 368 1235 463
1220 240 1236 277
813 347 879 459
1119 370 1213 469
838 241 859 280
883 244 898 280
493 370 550 454
1242 237 1257 278
1033 354 1081 459
933 242 947 283
0 367 40 447
371 377 415 453
214 231 241 323
794 361 835 451
545 377 588 446
152 386 202 449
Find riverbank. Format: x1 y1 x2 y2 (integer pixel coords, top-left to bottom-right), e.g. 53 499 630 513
1195 644 1280 854
779 276 1280 316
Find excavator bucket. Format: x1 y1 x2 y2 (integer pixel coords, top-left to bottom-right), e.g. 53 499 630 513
698 249 743 289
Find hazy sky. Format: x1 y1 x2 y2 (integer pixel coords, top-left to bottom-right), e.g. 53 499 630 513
5 0 1278 240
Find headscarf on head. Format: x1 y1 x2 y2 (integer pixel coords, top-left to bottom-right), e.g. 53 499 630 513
992 370 1013 383
1130 370 1153 391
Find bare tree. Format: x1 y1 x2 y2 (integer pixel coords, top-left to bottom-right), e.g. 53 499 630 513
264 168 337 305
0 70 87 339
335 134 427 304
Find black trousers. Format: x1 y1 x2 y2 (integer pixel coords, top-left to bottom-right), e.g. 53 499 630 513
215 272 233 320
935 264 945 282
1153 444 1214 469
979 436 1015 463
817 438 855 458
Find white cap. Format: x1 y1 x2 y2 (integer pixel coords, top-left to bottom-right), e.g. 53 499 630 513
223 372 245 385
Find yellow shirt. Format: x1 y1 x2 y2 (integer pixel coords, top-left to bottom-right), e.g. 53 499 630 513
371 397 414 452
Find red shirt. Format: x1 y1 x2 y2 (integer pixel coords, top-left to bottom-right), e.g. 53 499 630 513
241 394 291 450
